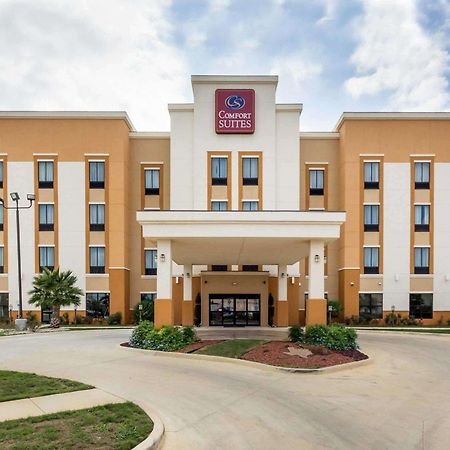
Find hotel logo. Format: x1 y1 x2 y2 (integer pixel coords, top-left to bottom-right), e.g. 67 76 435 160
215 89 255 134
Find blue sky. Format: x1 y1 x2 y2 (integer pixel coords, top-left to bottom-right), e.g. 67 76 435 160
0 0 449 130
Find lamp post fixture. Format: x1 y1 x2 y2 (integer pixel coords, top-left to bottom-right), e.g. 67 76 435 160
0 193 35 327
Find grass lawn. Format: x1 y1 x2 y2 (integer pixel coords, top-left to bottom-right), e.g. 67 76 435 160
0 370 92 402
0 402 152 450
195 339 265 358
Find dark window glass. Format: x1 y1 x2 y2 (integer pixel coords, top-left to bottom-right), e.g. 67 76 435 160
211 265 227 271
409 293 433 319
364 205 379 231
0 161 3 188
89 247 105 273
414 205 430 232
364 247 379 274
359 293 383 319
414 247 429 274
414 162 430 189
39 247 55 272
144 249 157 275
141 293 156 303
0 207 3 231
0 293 7 320
242 265 258 272
364 162 379 189
0 247 3 273
86 293 110 318
38 161 54 188
145 169 160 195
211 157 227 185
242 158 258 185
89 161 105 189
309 169 324 195
39 204 54 231
89 204 105 231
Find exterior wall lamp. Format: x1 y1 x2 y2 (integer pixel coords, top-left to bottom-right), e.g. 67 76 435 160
186 272 191 278
160 253 166 262
314 254 320 263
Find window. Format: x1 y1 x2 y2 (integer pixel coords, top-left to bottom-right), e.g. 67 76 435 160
364 162 379 189
211 157 227 185
359 293 383 319
211 201 228 211
414 205 430 232
89 204 105 231
242 201 258 211
364 205 379 231
0 247 4 274
144 169 160 195
211 265 227 271
414 247 429 274
89 247 105 273
39 247 54 272
309 169 324 195
141 293 156 302
0 161 4 189
242 157 258 185
409 293 433 319
243 265 258 272
86 293 110 318
89 161 105 189
144 249 157 275
0 207 3 231
0 293 8 320
415 162 430 189
38 161 54 189
39 204 54 231
364 247 379 274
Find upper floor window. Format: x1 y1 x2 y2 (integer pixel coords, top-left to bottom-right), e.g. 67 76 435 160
309 169 324 195
414 247 429 274
211 201 227 211
0 207 3 231
409 293 433 319
364 162 379 189
39 204 54 231
38 161 54 189
0 247 4 274
0 161 4 189
364 205 379 232
144 249 157 275
211 265 227 271
364 247 379 274
89 246 105 274
242 201 258 211
242 265 258 272
414 205 430 232
89 161 105 189
145 169 160 195
242 157 258 185
89 204 105 231
414 162 430 189
39 246 55 272
211 157 227 185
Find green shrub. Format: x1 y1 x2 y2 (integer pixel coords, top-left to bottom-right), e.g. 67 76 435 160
304 324 358 350
327 300 342 318
129 323 197 352
133 300 154 324
107 312 122 325
288 325 304 342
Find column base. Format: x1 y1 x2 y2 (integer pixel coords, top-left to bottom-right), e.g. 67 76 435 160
276 300 289 326
154 299 174 329
306 298 327 326
182 301 194 326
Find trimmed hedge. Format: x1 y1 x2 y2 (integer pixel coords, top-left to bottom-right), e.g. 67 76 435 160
129 322 197 351
289 324 358 350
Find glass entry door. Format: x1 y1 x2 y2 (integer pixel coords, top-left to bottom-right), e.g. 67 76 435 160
209 294 260 326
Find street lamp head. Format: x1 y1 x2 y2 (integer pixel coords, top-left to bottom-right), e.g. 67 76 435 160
10 192 19 201
0 198 3 205
27 193 36 202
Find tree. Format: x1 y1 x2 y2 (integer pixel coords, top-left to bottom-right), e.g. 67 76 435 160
28 269 83 328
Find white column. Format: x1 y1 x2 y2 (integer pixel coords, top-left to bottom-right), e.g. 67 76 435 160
157 239 172 300
278 264 288 301
183 264 192 301
309 240 325 299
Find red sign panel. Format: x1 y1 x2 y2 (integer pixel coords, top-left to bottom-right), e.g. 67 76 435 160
215 89 255 134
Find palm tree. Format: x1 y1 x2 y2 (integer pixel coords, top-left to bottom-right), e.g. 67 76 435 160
28 269 83 328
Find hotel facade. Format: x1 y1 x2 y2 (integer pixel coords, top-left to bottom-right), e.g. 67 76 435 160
1 75 450 327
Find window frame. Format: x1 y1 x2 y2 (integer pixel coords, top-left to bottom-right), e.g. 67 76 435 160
364 247 379 274
89 161 105 189
144 249 157 276
242 265 258 272
414 204 430 232
0 161 3 189
211 265 227 272
0 247 4 274
309 169 324 196
38 204 54 231
359 293 383 319
211 201 228 211
364 204 380 232
144 168 160 195
242 157 259 186
364 162 379 189
0 207 3 231
86 292 110 318
38 161 54 189
39 246 55 272
409 293 433 319
211 157 228 186
414 162 430 190
89 246 105 274
414 247 430 274
89 203 105 232
242 200 259 211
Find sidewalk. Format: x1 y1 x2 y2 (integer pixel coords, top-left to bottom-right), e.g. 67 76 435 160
0 388 125 422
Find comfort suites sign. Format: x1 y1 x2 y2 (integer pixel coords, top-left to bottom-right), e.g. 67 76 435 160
215 89 255 134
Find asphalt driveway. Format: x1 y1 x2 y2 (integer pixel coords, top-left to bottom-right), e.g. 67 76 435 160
0 329 449 449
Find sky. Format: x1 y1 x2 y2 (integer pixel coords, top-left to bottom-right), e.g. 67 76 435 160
0 0 449 131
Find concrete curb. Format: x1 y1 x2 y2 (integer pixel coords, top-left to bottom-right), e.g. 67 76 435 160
120 344 372 374
132 403 165 450
355 329 450 337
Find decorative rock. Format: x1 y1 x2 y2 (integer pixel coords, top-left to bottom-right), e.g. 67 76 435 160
283 347 313 358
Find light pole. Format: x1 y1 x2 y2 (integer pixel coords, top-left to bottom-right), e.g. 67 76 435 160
0 193 35 328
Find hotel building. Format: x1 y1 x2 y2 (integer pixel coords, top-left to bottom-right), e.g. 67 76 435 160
1 75 450 327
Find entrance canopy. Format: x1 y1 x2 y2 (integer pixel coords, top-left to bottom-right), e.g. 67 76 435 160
137 210 346 265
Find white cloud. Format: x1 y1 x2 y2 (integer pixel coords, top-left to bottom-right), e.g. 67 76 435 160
0 0 189 130
209 0 230 13
271 56 322 87
345 0 450 111
316 0 339 25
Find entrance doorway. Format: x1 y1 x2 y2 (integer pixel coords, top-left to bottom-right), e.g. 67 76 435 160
209 294 260 326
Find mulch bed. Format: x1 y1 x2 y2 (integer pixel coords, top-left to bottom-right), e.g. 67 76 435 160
177 340 224 353
241 341 368 369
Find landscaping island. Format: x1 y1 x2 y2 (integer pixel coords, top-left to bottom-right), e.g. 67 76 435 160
127 322 368 370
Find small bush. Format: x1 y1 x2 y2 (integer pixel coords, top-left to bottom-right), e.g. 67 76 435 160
60 312 70 326
133 301 154 324
129 323 197 352
288 325 304 342
304 324 358 350
107 312 122 325
26 312 39 330
327 300 342 319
